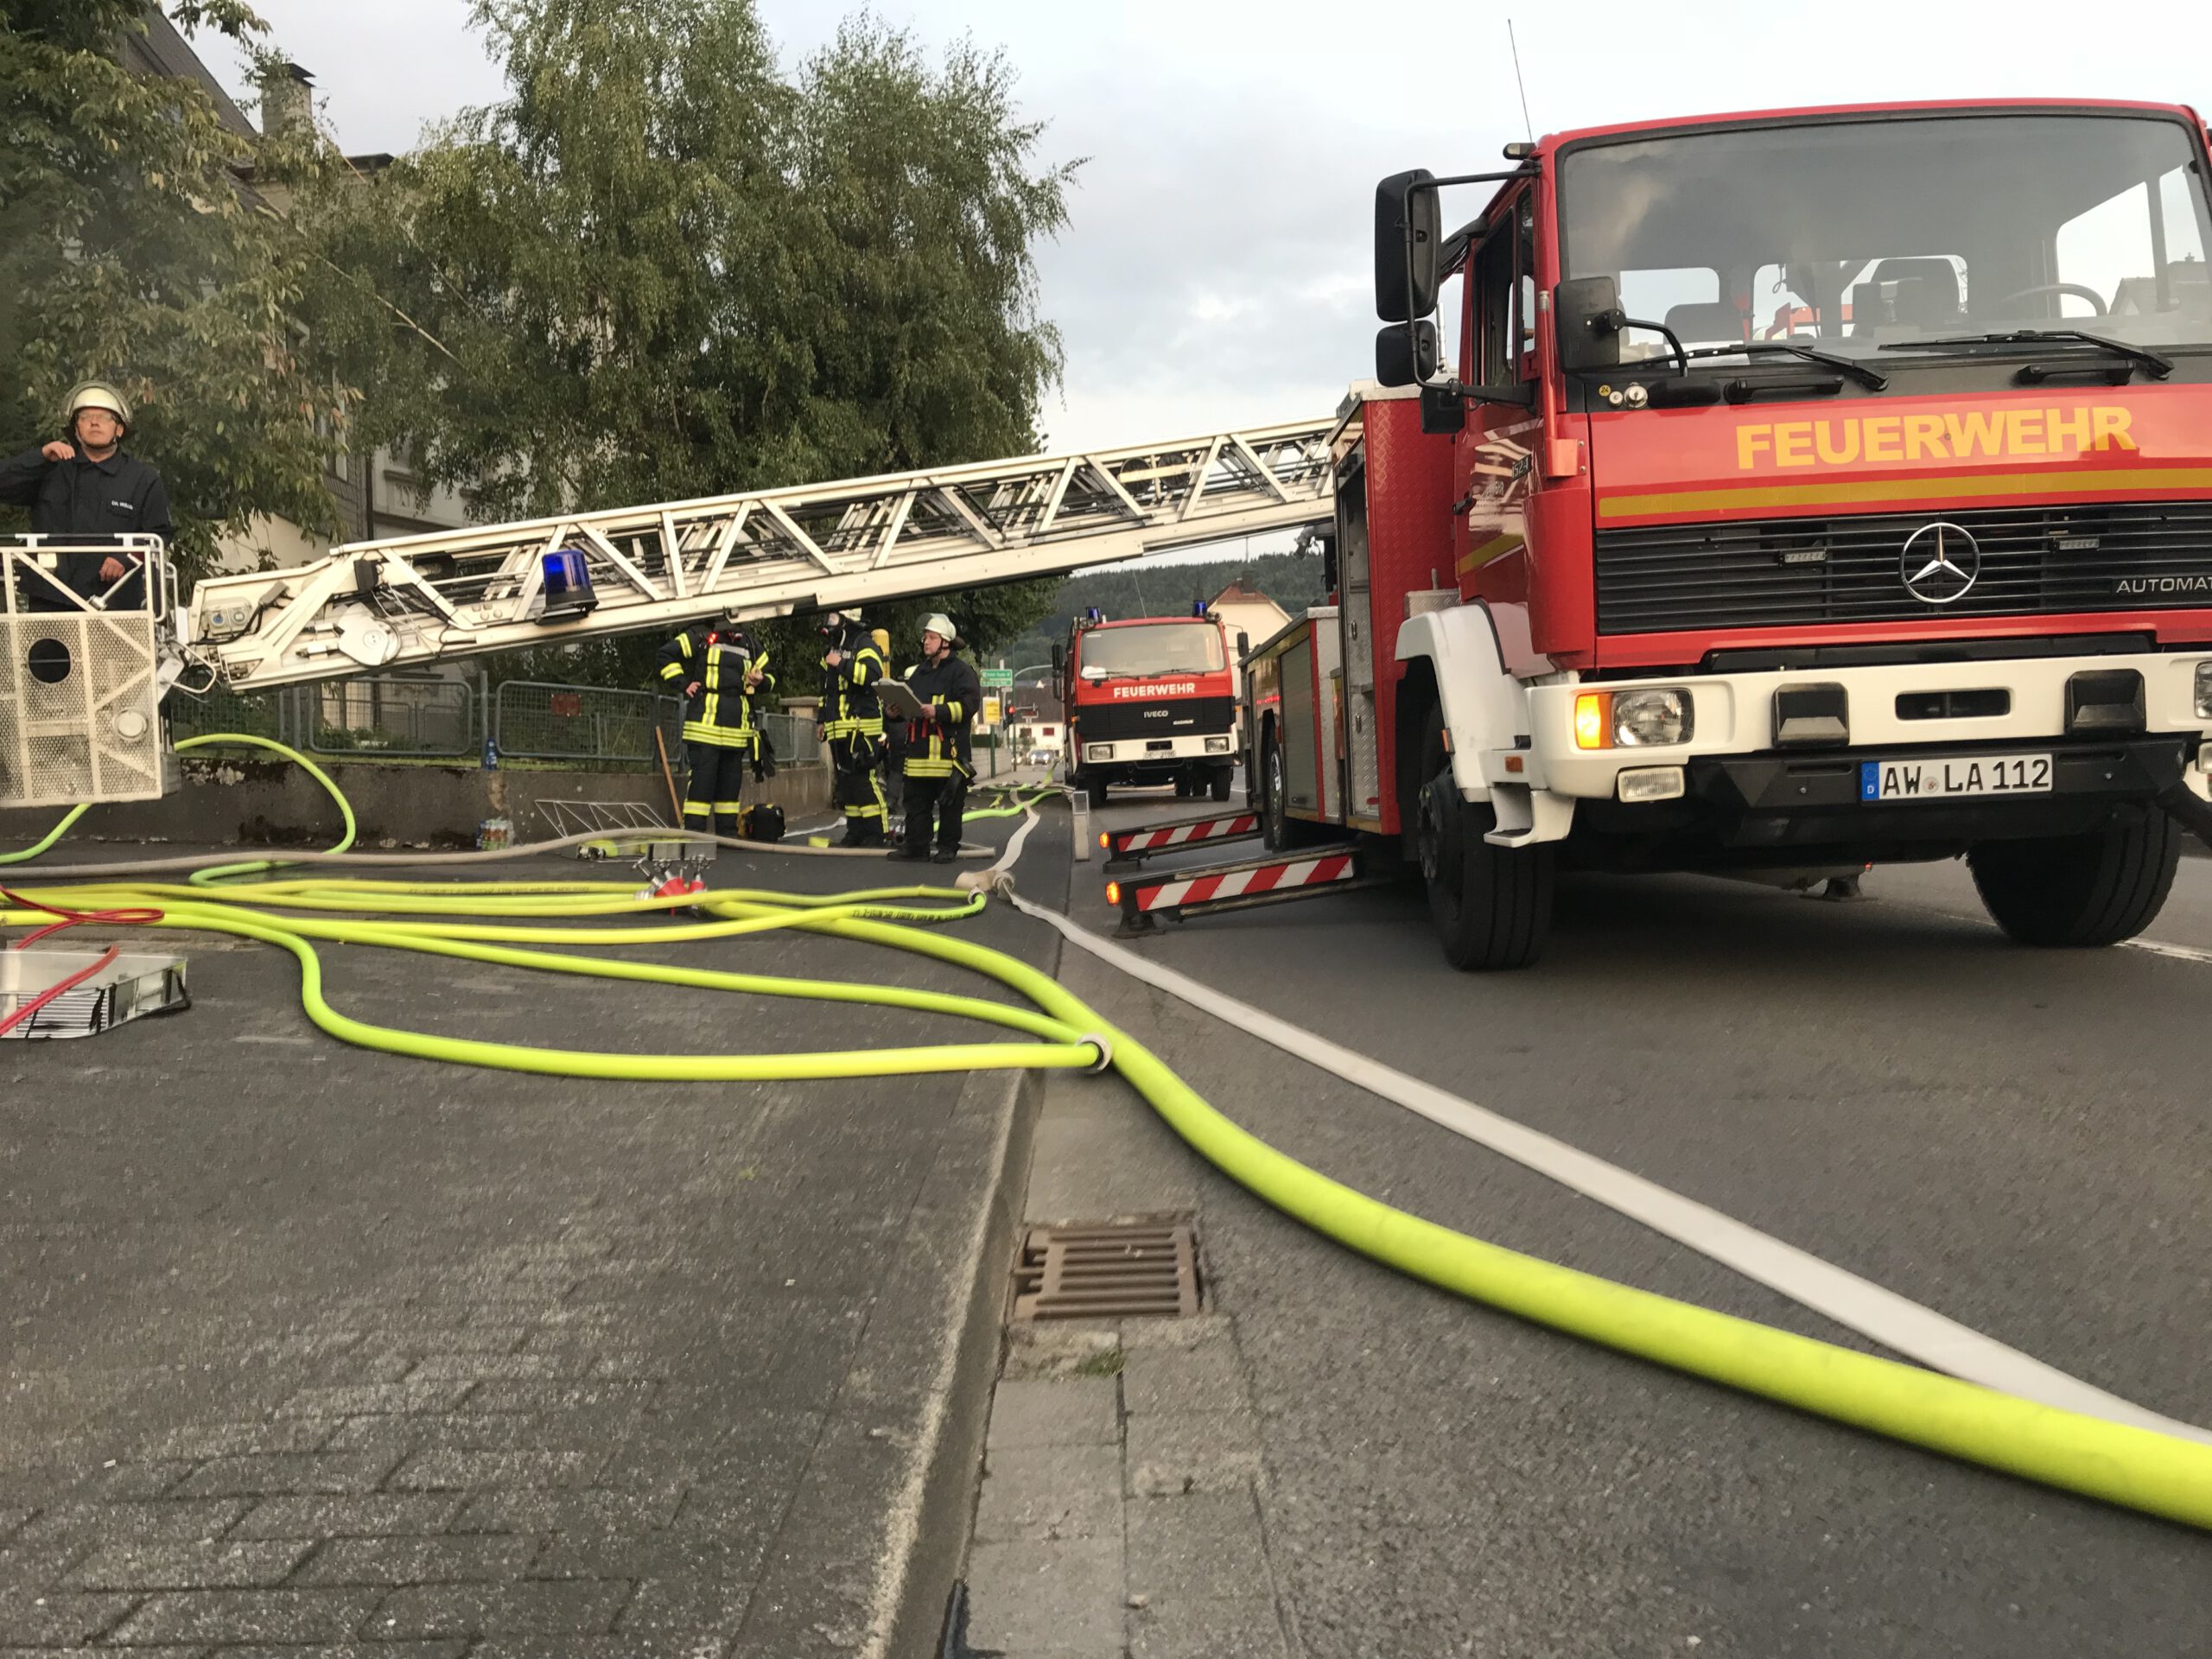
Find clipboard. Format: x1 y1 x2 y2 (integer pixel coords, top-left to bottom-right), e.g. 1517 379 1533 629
874 679 930 721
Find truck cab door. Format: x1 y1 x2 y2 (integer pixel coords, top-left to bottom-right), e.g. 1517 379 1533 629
1454 191 1538 614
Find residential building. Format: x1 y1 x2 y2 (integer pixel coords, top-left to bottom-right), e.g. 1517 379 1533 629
128 11 479 572
1207 578 1291 699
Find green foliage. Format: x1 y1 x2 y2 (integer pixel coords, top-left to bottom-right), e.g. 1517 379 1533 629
0 1 352 577
482 576 1058 697
306 0 1076 691
308 0 1073 512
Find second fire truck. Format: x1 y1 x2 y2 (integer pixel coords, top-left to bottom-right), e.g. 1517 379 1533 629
1057 607 1242 808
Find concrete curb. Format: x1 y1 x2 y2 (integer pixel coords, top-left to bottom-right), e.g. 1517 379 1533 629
877 1064 1044 1659
728 1056 1045 1659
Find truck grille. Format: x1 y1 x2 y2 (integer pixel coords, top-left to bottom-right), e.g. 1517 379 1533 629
1070 695 1235 744
1594 501 2212 635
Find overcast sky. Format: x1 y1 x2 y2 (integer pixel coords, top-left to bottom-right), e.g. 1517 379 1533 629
211 1 2212 459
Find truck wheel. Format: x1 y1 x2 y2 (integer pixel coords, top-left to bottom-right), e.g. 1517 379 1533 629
1086 773 1109 811
1173 776 1192 799
1262 732 1289 850
1210 766 1233 803
1414 708 1552 970
1967 810 2180 947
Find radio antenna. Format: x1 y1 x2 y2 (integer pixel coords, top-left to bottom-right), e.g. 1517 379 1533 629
1507 19 1535 143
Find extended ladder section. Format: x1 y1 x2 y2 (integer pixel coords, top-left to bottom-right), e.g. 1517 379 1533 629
185 421 1334 690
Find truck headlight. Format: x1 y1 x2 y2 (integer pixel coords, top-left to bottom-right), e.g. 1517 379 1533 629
1574 688 1693 749
1613 688 1693 747
1205 736 1231 753
2196 660 2212 719
1084 743 1112 762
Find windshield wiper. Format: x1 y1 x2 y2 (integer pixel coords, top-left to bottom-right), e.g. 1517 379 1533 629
1878 329 2173 380
1674 340 1889 391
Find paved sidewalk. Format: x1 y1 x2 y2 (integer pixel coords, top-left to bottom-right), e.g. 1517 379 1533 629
1 833 1064 1656
960 1036 1299 1659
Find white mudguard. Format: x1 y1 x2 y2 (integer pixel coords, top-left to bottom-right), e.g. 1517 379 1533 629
1395 606 1573 848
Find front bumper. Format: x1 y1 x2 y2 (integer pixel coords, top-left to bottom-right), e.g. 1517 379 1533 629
1076 733 1236 770
1526 648 2212 801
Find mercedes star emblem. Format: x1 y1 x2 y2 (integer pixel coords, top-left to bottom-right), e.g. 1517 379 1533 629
1900 522 1980 605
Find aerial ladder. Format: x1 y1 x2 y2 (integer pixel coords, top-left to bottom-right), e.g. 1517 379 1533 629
0 419 1332 810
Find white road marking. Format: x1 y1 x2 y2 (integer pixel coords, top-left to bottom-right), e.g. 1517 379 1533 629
2126 937 2212 964
989 810 2209 1441
1866 888 2212 966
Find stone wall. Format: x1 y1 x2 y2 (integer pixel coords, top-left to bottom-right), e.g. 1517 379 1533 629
0 756 830 849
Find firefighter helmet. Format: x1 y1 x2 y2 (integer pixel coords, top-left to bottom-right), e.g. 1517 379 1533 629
66 381 131 435
920 612 956 645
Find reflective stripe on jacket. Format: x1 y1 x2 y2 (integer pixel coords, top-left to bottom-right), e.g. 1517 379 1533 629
900 652 982 778
822 643 886 740
658 626 776 750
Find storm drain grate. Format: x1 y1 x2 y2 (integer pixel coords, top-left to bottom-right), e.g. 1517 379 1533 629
1011 1217 1201 1320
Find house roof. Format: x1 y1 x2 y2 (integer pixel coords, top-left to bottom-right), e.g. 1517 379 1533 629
1211 579 1287 611
124 7 259 141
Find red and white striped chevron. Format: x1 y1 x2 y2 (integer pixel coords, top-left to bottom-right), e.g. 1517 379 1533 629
1114 813 1259 855
1133 853 1354 912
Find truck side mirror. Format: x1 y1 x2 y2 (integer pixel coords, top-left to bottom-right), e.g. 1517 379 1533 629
1375 320 1439 388
1051 639 1065 700
1556 275 1624 372
1236 630 1250 662
1374 169 1441 323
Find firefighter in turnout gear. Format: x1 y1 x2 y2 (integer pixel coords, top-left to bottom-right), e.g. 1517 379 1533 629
889 613 981 864
817 609 888 847
871 626 905 818
657 617 774 839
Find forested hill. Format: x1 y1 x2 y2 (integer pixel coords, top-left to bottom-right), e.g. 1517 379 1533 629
995 550 1328 671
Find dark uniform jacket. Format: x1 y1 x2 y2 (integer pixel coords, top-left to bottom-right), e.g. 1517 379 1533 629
822 637 887 741
0 446 173 602
657 625 776 751
901 652 982 778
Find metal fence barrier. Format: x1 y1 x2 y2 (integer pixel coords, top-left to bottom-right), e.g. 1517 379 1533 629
308 677 476 757
757 709 822 770
165 674 832 772
165 683 297 746
494 680 683 767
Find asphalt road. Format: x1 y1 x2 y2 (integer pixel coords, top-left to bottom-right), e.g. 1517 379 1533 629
1051 785 2212 1657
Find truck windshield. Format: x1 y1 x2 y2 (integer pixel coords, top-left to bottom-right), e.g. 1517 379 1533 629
1077 623 1225 675
1558 113 2212 366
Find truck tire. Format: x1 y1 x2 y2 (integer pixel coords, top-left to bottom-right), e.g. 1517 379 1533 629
1209 766 1233 802
1086 773 1109 811
1261 730 1289 849
1967 809 2180 947
1414 706 1552 970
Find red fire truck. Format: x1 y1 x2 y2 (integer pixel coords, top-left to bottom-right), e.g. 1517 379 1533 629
1057 607 1243 808
1237 98 2212 969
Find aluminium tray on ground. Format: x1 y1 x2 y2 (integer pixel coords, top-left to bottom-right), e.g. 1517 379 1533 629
0 947 190 1040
